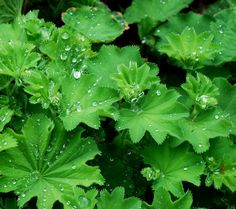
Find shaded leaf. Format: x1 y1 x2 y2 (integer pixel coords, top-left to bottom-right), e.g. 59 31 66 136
142 187 193 209
124 0 193 24
97 187 141 209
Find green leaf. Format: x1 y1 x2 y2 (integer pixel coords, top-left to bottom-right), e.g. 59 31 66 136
0 132 17 152
62 6 127 42
0 40 41 81
210 8 236 64
86 45 145 89
178 109 232 153
0 197 19 209
62 187 98 209
0 114 104 209
124 0 193 24
214 76 236 135
142 141 205 197
181 73 219 110
154 12 213 38
142 187 193 209
0 106 14 131
112 61 159 101
0 0 23 23
60 75 119 130
97 187 141 209
158 27 220 70
116 86 188 143
204 138 236 192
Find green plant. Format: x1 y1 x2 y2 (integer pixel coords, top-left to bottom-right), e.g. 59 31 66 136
0 0 236 209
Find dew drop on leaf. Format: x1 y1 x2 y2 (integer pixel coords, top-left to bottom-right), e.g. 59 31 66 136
65 45 71 51
62 32 70 40
73 71 81 79
215 115 219 120
156 90 161 96
72 165 76 169
72 58 77 63
198 144 203 148
60 53 68 61
183 167 188 171
78 196 90 208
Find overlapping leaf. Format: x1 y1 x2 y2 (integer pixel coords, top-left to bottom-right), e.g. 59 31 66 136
112 61 159 101
177 109 231 153
60 75 119 130
0 132 17 152
97 187 141 209
0 114 104 209
158 27 220 70
0 0 23 23
0 106 14 131
142 187 193 209
116 85 188 143
62 6 127 42
124 0 193 24
86 45 151 89
142 141 205 197
204 138 236 192
214 77 236 135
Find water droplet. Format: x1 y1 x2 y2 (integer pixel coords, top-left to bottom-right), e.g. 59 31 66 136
138 91 144 97
131 97 138 103
72 58 77 63
60 53 68 61
72 165 76 169
155 129 159 132
73 71 81 79
109 158 114 162
198 144 203 148
215 115 219 120
183 167 188 171
92 101 97 107
12 180 17 185
156 90 161 96
62 32 69 40
21 193 26 198
219 29 223 34
78 196 90 208
67 200 71 205
65 45 71 51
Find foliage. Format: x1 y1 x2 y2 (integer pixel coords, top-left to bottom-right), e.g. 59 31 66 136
0 0 236 209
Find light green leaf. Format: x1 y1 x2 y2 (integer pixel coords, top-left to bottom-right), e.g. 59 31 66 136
0 40 41 81
204 138 236 192
158 27 220 70
214 77 236 135
0 114 104 209
142 187 193 209
124 0 193 24
62 6 127 42
112 61 159 101
116 86 188 143
0 0 23 23
0 106 14 131
181 73 219 110
142 141 205 197
97 187 141 209
178 109 232 153
60 75 119 130
0 132 17 152
86 45 146 89
62 187 98 209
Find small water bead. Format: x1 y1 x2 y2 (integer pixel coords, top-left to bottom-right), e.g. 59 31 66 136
65 45 71 51
73 71 81 79
78 196 90 208
131 97 138 103
156 90 161 96
183 167 188 171
219 29 224 34
72 165 76 169
72 58 77 63
198 144 203 148
138 91 144 97
22 193 26 198
60 53 68 61
215 115 220 120
62 32 70 40
92 101 97 107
